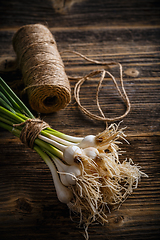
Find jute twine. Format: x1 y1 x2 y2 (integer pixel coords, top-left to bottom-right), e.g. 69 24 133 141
61 50 131 124
14 119 50 149
12 24 71 114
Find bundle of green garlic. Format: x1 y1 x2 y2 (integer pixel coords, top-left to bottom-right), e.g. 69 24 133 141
0 76 147 239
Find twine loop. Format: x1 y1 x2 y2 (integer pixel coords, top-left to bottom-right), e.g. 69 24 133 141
74 63 130 122
61 50 131 124
14 119 50 148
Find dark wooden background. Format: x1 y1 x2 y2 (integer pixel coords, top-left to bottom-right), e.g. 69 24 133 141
0 0 160 239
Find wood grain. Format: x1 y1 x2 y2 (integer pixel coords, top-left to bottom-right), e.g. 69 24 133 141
0 0 160 239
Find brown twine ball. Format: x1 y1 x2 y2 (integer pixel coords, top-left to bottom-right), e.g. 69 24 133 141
12 24 71 114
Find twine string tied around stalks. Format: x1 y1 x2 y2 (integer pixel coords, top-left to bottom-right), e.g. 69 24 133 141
13 119 50 149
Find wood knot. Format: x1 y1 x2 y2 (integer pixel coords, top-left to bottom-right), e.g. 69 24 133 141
114 215 124 225
124 68 139 77
16 198 32 213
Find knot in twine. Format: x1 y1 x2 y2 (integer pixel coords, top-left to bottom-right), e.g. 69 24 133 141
14 119 50 149
12 24 71 114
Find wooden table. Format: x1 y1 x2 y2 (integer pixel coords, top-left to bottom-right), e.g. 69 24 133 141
0 0 160 239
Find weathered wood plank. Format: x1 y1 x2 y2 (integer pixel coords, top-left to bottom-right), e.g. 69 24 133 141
0 0 160 239
0 0 160 28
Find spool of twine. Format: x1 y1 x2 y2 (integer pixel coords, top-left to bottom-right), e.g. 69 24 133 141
12 24 71 114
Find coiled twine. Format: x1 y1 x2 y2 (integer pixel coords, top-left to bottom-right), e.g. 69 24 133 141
12 24 71 114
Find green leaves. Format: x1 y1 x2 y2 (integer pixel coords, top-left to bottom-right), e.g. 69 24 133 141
0 96 16 113
0 77 34 118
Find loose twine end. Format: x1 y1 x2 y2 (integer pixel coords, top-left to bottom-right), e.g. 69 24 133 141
61 50 131 126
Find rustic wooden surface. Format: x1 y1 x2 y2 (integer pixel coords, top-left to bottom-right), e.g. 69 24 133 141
0 0 160 239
